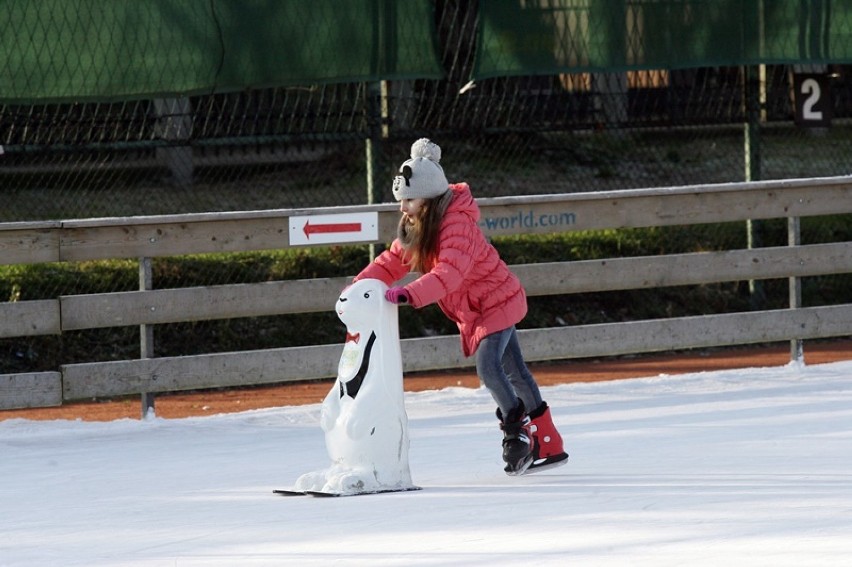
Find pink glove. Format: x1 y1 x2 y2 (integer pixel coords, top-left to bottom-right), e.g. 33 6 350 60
385 286 410 305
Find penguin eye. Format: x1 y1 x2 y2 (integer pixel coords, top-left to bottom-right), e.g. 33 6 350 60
363 292 371 299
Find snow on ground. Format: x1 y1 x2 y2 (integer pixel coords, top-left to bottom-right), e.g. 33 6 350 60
2 360 851 566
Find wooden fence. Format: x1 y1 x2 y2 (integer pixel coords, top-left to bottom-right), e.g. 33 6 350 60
2 176 852 413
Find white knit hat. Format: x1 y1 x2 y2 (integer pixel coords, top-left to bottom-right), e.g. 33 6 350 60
392 138 449 201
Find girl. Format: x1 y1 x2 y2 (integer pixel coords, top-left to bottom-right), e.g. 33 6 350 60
353 139 568 475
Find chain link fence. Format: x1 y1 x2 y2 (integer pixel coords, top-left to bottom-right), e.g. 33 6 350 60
2 1 851 374
3 2 851 222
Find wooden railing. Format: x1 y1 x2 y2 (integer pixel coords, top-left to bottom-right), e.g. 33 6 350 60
2 176 852 412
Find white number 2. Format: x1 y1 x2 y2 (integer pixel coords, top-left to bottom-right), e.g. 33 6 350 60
801 78 823 121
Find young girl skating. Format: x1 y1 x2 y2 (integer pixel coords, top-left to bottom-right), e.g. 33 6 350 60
353 138 568 475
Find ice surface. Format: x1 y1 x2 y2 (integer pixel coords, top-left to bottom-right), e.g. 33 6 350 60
2 360 851 566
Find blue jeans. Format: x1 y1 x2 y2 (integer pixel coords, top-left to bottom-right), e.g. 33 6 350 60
475 326 543 416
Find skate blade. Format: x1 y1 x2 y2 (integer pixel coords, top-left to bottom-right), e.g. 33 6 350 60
525 452 569 474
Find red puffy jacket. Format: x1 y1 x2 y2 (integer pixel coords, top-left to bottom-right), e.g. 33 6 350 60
355 183 527 357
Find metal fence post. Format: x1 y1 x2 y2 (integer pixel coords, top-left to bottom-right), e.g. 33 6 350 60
366 80 387 261
744 64 765 308
788 217 804 363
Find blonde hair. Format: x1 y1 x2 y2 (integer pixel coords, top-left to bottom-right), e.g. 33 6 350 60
397 190 453 274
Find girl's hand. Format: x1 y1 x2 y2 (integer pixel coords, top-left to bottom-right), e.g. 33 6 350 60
385 287 410 304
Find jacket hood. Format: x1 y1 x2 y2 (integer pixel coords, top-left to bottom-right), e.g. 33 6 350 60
447 183 479 223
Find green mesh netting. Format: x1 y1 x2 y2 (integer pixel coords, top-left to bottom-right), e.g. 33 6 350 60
475 0 852 79
0 0 443 102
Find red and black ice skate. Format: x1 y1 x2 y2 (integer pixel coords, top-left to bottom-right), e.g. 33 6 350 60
526 402 569 473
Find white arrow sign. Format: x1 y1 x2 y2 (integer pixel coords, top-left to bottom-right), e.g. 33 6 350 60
289 212 378 246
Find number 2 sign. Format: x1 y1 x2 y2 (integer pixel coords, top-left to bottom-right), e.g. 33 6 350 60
794 74 832 128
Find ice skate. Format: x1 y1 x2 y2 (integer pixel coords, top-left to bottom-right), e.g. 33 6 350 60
497 400 534 476
527 401 569 473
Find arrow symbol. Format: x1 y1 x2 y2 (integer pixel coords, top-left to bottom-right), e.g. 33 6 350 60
303 220 362 239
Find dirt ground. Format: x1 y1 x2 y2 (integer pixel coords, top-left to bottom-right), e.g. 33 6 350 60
2 340 850 422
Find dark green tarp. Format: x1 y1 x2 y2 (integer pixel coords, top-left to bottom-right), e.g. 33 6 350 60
0 0 443 102
474 0 852 79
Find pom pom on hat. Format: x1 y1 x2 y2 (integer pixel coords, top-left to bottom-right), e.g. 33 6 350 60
392 138 449 201
410 138 442 163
